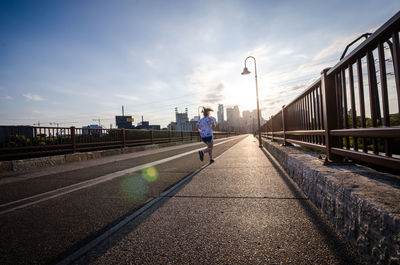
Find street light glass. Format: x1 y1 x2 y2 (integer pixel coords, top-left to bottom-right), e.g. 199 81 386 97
241 67 251 75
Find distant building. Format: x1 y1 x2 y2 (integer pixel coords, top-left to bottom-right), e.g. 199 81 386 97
190 117 200 131
242 110 252 121
136 116 161 130
242 110 259 133
115 116 135 129
226 105 241 126
175 107 192 131
217 104 224 124
176 107 188 122
189 120 198 131
83 124 102 129
214 103 265 133
167 122 176 131
82 124 102 135
191 116 200 122
136 120 150 130
149 125 161 130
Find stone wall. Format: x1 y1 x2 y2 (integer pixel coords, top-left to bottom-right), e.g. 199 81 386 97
262 139 400 265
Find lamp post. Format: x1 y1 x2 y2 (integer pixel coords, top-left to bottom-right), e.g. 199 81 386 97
241 56 262 147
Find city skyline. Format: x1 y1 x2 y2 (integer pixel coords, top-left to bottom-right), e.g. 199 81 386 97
1 0 399 128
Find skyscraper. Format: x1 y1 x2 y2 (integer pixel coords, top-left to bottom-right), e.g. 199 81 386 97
226 105 241 126
217 104 224 124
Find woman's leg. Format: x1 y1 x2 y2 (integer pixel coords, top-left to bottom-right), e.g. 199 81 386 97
202 137 212 154
203 143 211 154
206 141 213 159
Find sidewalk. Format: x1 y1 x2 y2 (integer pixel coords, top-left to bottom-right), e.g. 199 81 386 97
77 135 363 265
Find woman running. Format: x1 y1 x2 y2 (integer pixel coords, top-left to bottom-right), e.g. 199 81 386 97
197 107 216 164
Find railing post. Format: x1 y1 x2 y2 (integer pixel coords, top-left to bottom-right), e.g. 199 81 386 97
168 130 171 143
190 131 193 141
282 106 286 145
150 130 153 144
181 130 184 142
321 68 340 161
71 126 76 153
271 116 274 141
122 128 126 148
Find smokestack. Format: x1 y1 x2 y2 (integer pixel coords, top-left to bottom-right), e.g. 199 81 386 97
122 105 124 116
142 115 144 123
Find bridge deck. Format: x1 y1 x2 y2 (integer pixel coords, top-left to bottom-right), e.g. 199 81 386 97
76 135 363 264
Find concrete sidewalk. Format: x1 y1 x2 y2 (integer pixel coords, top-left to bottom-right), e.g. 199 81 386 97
76 135 363 265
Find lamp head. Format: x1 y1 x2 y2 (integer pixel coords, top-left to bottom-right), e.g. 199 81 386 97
241 67 251 75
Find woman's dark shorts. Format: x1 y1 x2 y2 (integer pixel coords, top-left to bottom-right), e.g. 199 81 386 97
201 136 213 143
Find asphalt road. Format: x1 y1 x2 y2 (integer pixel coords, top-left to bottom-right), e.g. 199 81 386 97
0 136 246 265
75 135 364 265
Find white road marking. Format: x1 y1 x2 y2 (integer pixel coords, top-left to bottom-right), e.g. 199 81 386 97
0 136 243 215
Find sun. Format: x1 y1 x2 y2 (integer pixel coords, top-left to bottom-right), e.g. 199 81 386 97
222 82 258 112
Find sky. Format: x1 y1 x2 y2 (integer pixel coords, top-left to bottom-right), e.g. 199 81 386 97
0 0 399 128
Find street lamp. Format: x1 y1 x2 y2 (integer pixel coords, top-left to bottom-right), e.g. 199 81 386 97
241 56 262 147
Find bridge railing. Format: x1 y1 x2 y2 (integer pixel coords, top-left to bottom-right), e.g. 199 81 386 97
0 126 235 161
263 11 400 171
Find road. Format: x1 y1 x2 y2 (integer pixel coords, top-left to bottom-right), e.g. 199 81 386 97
0 136 245 265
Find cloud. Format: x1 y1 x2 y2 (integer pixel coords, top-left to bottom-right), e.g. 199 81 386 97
144 59 156 68
260 81 310 117
311 31 372 64
295 54 308 59
287 84 306 92
0 96 13 100
278 49 294 55
147 80 169 92
115 94 139 101
23 93 44 101
187 62 231 107
203 82 225 104
246 44 271 58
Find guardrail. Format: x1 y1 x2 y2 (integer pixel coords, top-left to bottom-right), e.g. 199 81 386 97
0 126 235 161
263 11 400 171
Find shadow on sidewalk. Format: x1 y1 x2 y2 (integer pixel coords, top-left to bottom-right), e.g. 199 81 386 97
259 147 364 265
69 167 201 265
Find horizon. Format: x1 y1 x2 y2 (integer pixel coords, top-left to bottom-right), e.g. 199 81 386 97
1 0 399 128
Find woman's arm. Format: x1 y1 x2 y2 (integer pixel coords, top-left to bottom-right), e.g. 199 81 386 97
210 117 216 128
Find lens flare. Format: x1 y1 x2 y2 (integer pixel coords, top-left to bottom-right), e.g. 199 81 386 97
120 173 148 202
142 166 158 182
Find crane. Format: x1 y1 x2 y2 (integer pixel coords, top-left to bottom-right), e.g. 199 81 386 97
92 118 101 126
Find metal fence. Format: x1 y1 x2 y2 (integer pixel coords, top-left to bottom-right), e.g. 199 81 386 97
263 11 400 171
0 126 235 161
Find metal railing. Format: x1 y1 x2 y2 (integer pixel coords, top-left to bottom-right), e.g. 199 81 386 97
0 126 235 161
263 11 400 171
